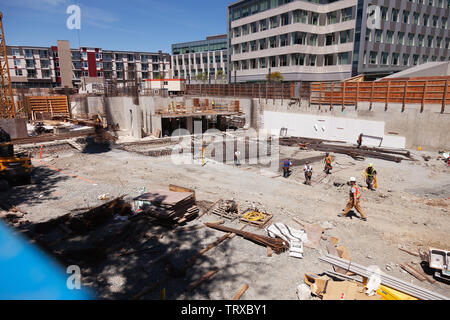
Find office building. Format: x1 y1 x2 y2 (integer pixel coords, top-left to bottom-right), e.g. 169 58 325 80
171 35 228 82
227 0 450 82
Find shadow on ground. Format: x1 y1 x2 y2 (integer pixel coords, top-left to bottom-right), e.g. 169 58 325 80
2 191 253 300
0 166 69 210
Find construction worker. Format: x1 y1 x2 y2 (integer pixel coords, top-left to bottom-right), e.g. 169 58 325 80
234 150 241 166
212 100 215 108
282 158 292 178
324 153 333 174
365 163 377 190
303 162 313 185
338 177 367 221
357 133 363 149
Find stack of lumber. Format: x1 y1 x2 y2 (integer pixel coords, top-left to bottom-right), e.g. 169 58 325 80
134 190 199 223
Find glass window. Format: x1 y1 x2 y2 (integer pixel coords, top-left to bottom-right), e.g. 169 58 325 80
403 54 410 66
327 11 337 24
381 52 389 65
392 53 400 65
369 51 377 64
292 53 305 66
341 8 352 22
337 52 349 65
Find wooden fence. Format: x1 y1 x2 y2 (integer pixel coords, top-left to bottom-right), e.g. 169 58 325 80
310 78 450 113
26 96 70 119
186 82 310 101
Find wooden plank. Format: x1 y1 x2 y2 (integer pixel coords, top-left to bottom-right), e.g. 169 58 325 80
405 263 436 284
398 246 420 257
385 81 391 111
400 263 426 282
186 268 220 291
402 81 408 112
369 82 375 110
232 284 249 300
442 80 448 114
169 184 196 202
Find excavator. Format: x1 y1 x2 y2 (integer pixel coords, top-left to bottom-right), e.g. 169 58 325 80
0 128 32 187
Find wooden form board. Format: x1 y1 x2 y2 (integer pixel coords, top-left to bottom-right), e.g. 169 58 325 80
26 96 70 118
186 83 295 100
310 78 450 113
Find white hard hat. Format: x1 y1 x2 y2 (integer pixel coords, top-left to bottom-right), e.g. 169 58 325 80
349 177 356 182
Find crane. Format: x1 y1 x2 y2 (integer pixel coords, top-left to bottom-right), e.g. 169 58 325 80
0 11 16 119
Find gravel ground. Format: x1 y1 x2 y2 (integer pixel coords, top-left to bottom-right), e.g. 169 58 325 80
1 140 449 300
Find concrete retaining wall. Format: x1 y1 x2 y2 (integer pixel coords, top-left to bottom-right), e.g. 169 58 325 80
72 94 449 150
260 99 450 151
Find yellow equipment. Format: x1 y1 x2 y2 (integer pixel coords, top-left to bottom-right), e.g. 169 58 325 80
377 285 418 300
242 211 265 222
0 130 32 185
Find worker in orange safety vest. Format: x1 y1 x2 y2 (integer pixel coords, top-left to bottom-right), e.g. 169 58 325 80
338 177 367 221
324 153 333 174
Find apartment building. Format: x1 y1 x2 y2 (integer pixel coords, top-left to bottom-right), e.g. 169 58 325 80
7 40 171 89
227 0 450 82
171 35 228 82
7 45 57 88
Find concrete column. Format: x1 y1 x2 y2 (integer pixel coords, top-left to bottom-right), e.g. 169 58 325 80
130 104 142 139
186 116 193 134
151 116 162 137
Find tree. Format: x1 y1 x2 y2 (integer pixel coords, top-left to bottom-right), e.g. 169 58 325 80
195 73 208 83
216 69 225 81
266 71 284 82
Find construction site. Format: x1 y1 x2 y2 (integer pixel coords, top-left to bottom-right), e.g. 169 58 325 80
1 13 450 302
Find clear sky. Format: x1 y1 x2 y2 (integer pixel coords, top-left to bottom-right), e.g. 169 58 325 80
0 0 231 53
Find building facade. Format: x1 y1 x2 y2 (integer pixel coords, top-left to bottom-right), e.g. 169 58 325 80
7 40 171 89
171 35 228 83
227 0 450 82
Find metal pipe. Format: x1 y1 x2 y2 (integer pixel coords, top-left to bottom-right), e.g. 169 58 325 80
319 254 448 300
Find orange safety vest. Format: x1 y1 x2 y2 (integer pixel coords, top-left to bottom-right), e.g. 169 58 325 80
351 185 362 200
325 156 332 165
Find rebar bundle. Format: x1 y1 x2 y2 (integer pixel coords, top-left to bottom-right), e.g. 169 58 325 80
205 223 289 254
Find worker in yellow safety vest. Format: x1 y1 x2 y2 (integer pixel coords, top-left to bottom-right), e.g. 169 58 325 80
365 163 378 190
338 177 367 221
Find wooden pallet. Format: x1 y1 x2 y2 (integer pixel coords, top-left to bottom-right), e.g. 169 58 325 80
239 210 273 228
209 200 240 221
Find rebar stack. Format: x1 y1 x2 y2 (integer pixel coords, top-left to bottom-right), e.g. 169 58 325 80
205 223 289 254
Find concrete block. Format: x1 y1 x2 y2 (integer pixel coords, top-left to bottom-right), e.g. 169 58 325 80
0 118 28 140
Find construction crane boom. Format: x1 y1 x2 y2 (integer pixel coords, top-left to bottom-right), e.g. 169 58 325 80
0 11 16 119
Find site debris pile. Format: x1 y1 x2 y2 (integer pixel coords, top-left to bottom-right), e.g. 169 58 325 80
279 136 413 163
133 188 199 226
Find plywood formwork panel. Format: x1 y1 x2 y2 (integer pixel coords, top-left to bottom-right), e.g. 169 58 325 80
26 96 70 118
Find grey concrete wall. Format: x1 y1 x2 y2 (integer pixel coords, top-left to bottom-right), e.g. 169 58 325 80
0 118 28 140
261 99 450 151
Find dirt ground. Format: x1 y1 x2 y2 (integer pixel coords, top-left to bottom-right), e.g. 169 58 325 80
1 138 449 300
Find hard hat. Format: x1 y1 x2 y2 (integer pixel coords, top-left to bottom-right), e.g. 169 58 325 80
349 177 356 182
368 163 373 167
